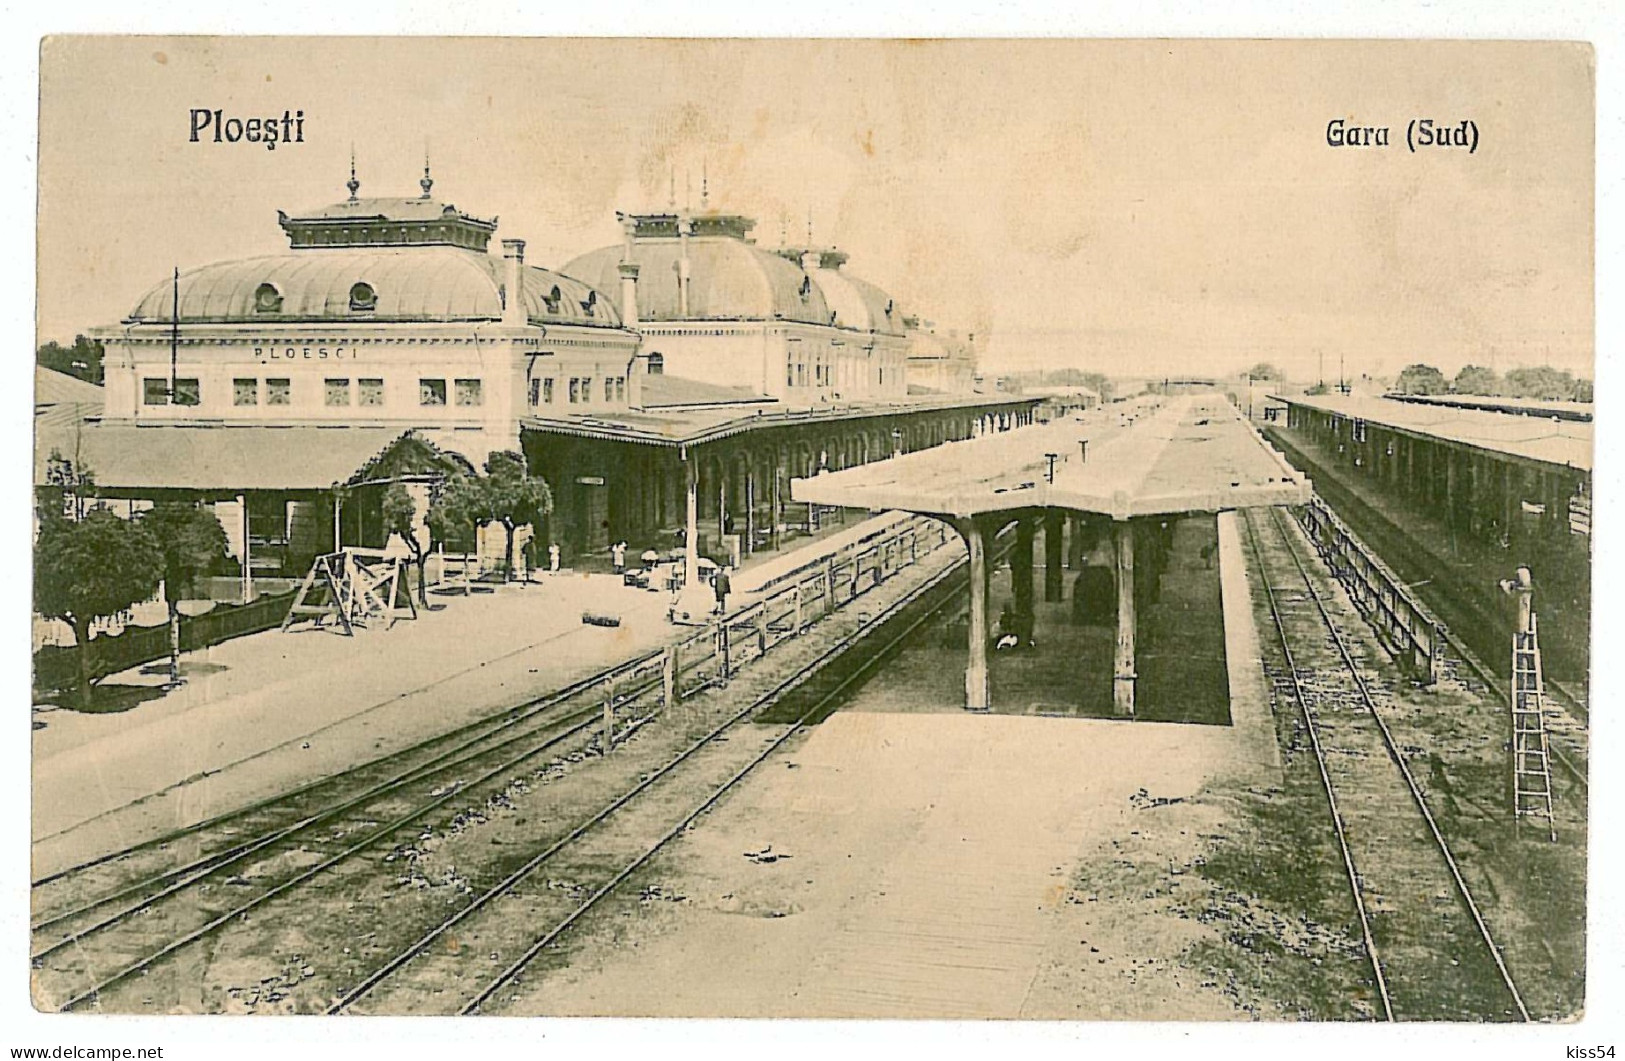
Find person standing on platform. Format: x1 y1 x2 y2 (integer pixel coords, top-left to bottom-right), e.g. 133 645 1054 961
611 541 627 574
713 566 732 616
548 542 561 575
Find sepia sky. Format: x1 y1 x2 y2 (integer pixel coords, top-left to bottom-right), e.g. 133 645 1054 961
37 37 1593 381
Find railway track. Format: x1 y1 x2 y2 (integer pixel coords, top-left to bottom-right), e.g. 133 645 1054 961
1244 505 1530 1022
33 526 968 1014
333 552 967 1016
33 665 669 1012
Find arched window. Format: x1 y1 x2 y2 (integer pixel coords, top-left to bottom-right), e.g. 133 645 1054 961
349 281 377 312
254 283 283 314
646 352 665 376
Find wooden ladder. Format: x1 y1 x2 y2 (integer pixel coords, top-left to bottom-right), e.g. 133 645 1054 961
1512 613 1557 841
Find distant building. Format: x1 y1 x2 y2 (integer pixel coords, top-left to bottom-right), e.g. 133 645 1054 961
903 318 979 395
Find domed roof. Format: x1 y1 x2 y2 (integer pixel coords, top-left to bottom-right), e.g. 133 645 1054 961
564 236 836 326
127 247 621 328
809 267 904 336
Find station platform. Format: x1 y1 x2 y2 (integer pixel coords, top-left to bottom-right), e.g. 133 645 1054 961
30 512 922 878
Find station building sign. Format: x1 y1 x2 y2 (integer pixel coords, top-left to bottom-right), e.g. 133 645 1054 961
255 345 356 362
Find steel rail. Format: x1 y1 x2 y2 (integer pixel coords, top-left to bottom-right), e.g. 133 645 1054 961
1241 508 1394 1021
32 653 654 891
37 518 945 900
1264 506 1531 1022
330 546 976 1015
1417 606 1589 794
459 559 961 1015
50 696 628 1012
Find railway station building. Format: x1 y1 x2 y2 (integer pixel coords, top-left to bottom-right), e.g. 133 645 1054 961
36 171 1037 592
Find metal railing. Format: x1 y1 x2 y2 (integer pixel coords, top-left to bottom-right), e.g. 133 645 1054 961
590 515 956 746
1296 495 1447 685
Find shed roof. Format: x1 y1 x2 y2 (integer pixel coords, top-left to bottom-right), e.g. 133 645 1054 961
1276 392 1592 472
791 395 1310 519
33 422 418 492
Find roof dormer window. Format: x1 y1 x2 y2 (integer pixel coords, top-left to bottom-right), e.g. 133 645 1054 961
254 283 283 314
543 285 562 315
580 290 597 317
349 282 377 312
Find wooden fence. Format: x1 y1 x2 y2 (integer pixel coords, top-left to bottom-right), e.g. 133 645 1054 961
33 591 296 695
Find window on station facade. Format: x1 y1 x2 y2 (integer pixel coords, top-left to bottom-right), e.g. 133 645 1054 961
528 378 540 407
614 377 625 403
349 282 377 312
254 283 283 314
143 378 169 405
1352 419 1367 443
234 378 258 406
267 378 291 406
420 378 447 406
325 378 352 406
173 378 200 406
358 378 385 406
543 378 554 403
603 377 614 402
455 378 483 407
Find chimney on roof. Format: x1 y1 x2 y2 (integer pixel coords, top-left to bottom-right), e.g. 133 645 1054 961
501 239 526 326
617 214 640 329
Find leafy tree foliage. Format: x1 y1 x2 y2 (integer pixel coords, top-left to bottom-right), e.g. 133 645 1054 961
1394 363 1449 395
382 483 433 604
139 502 229 684
423 452 553 581
1245 362 1285 381
482 451 553 579
1452 364 1500 396
34 508 163 706
39 449 96 521
37 335 106 385
1502 365 1581 401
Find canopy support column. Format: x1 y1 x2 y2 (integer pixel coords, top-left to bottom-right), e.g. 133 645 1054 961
683 448 698 588
952 516 993 712
1113 517 1136 717
1043 510 1064 602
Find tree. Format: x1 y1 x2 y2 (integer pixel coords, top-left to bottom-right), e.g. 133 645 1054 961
1453 364 1500 396
139 502 229 686
424 454 553 583
1394 363 1449 395
1245 362 1285 381
1503 365 1578 401
34 509 163 707
482 451 553 581
37 335 106 385
40 449 96 522
382 483 433 604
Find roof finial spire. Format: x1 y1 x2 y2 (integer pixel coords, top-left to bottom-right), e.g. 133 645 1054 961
668 165 676 210
807 205 814 246
684 170 692 213
420 144 433 199
347 146 360 202
701 158 710 209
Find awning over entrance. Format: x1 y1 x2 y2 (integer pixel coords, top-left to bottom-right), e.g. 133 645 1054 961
34 422 418 492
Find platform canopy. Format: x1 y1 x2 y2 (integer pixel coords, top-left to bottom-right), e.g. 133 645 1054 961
791 394 1311 520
